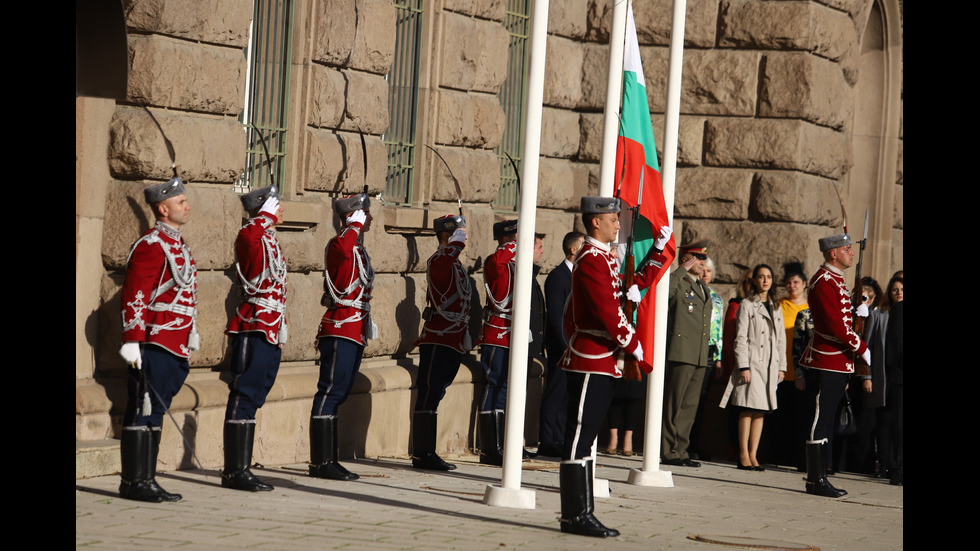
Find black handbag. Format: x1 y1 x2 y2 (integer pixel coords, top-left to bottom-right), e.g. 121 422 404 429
836 395 858 436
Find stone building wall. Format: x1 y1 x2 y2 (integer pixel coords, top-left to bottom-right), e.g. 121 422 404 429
559 0 903 295
75 0 902 474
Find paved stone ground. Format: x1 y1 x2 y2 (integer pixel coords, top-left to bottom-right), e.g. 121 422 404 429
76 454 902 550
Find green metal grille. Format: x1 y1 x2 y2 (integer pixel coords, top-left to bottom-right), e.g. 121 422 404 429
494 0 530 212
238 0 295 193
384 0 424 205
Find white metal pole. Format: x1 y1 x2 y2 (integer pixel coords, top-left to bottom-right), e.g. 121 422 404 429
628 0 687 488
483 0 550 510
597 0 628 198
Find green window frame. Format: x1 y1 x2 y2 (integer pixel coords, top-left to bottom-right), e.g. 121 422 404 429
494 0 530 212
237 0 295 193
384 0 425 205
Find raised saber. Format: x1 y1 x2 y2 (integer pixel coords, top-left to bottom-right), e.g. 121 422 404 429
504 152 521 214
424 144 464 216
251 126 277 191
359 130 370 201
137 102 179 179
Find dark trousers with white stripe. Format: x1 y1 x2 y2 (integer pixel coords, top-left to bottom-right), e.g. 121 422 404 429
225 333 282 420
311 337 364 417
805 369 848 462
562 372 615 460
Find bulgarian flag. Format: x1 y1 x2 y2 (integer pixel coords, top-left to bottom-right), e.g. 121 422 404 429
615 5 677 345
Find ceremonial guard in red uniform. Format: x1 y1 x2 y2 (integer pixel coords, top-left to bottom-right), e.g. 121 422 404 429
309 194 375 481
412 214 471 471
222 185 287 492
799 233 870 497
558 196 670 538
118 177 198 502
477 219 517 465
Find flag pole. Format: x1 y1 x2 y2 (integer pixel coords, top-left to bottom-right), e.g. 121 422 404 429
483 0 549 510
627 0 687 487
598 0 628 197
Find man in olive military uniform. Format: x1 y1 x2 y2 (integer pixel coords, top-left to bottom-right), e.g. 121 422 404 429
661 240 712 467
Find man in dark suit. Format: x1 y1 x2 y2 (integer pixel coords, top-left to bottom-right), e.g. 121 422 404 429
537 231 584 458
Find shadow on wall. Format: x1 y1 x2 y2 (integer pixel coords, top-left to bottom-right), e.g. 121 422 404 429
394 274 420 355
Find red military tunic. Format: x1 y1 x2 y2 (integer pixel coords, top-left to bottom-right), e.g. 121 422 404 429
479 240 516 348
799 262 867 374
121 221 199 358
417 241 472 353
226 212 288 346
559 237 665 377
316 221 375 346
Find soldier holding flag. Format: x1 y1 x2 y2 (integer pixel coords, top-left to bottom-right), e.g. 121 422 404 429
557 196 670 538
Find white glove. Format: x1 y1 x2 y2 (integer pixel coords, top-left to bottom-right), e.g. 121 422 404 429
259 196 280 216
632 341 644 363
856 303 869 318
626 284 641 303
119 342 142 369
861 348 871 366
653 225 672 251
450 228 467 244
347 209 367 226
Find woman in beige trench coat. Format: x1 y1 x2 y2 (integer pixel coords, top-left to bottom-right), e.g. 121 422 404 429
720 264 786 470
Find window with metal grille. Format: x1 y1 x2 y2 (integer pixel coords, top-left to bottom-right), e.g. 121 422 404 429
384 0 424 205
494 0 530 212
236 0 295 194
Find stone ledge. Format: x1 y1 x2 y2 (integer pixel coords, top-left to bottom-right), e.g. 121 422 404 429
76 357 464 417
76 353 544 478
75 439 121 480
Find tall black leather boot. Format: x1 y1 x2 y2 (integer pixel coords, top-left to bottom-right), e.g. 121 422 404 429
805 439 846 498
309 415 359 480
119 426 159 502
478 411 502 465
146 428 182 501
222 420 273 491
559 459 619 537
412 412 456 471
119 427 181 502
